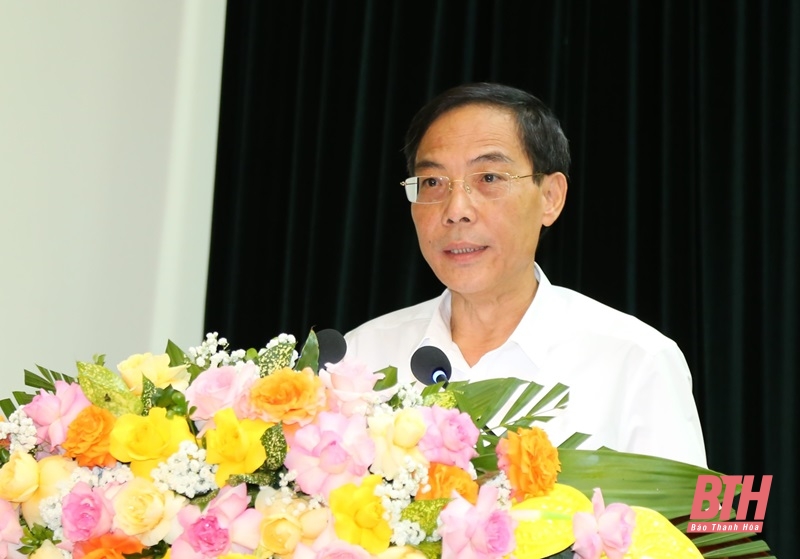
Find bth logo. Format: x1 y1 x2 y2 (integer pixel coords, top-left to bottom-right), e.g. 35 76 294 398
687 475 772 533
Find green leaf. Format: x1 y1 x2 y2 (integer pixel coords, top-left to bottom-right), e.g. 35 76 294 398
77 361 143 416
422 390 458 409
372 366 398 391
0 398 16 418
700 540 773 558
261 423 288 470
690 530 762 546
258 336 298 376
471 451 499 473
557 449 718 519
526 383 570 416
449 378 527 428
189 488 219 509
35 365 56 383
420 383 443 397
295 329 320 372
499 381 544 423
556 432 591 450
227 471 280 487
24 369 55 392
141 375 158 414
165 340 188 367
401 498 450 535
13 391 33 406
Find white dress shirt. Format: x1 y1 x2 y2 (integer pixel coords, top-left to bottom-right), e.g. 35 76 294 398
344 264 707 468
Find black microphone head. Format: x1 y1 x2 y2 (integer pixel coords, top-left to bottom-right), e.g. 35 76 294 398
410 345 452 386
317 328 347 367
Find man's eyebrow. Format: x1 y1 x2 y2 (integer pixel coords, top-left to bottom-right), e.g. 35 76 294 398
414 159 446 173
414 151 514 173
469 151 513 165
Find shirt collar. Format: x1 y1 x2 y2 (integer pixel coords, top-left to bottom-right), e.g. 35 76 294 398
415 263 565 368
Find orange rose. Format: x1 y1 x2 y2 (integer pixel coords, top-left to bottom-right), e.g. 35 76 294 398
73 533 144 559
496 427 560 501
248 367 325 426
62 405 117 468
416 463 479 504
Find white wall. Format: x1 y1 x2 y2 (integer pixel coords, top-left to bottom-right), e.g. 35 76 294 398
0 0 226 398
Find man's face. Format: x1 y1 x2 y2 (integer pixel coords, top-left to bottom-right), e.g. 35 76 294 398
410 103 563 302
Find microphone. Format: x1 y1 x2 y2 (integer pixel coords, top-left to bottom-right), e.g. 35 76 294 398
410 346 452 386
316 328 347 367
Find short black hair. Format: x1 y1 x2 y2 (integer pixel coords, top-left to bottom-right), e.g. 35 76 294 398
403 82 570 178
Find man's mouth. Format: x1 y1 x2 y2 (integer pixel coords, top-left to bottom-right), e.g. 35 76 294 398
448 246 487 254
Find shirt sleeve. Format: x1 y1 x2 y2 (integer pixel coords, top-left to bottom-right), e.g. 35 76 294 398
617 344 708 468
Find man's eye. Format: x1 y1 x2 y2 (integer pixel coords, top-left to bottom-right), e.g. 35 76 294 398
421 177 444 189
477 172 506 183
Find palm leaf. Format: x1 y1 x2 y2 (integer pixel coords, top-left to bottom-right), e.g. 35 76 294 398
0 398 16 417
499 381 544 422
24 369 55 392
449 377 528 428
557 449 775 558
558 449 714 517
525 383 569 416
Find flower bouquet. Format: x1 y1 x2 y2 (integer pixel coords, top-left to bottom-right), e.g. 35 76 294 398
0 330 775 559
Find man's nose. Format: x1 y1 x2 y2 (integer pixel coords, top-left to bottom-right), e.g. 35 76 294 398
442 179 476 224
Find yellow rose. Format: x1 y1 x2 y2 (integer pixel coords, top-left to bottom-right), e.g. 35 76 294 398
109 407 195 479
112 477 187 545
377 546 428 559
204 408 271 487
255 488 329 557
392 408 427 448
117 353 189 396
368 409 428 480
0 450 39 502
329 474 392 554
21 455 78 526
30 540 65 559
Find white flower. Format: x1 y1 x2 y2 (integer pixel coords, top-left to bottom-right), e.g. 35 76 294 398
0 409 39 453
151 440 217 498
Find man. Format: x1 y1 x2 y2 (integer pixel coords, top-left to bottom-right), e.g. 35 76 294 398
344 83 707 467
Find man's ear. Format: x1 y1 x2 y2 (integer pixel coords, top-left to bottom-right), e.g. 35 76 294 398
540 172 568 227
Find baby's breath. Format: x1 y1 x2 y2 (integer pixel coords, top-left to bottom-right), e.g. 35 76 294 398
0 409 38 453
395 383 424 408
186 332 245 369
483 470 513 509
151 441 218 498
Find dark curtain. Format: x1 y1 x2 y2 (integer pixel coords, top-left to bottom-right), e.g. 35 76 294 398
205 1 797 555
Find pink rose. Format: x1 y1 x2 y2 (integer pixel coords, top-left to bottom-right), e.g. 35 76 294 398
573 488 635 559
417 406 479 470
171 484 262 559
61 482 114 544
185 363 259 430
319 359 395 416
294 540 373 559
24 381 91 448
284 411 374 500
439 484 516 559
0 498 23 559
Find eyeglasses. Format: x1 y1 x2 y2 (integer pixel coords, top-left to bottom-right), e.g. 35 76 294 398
401 171 543 204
